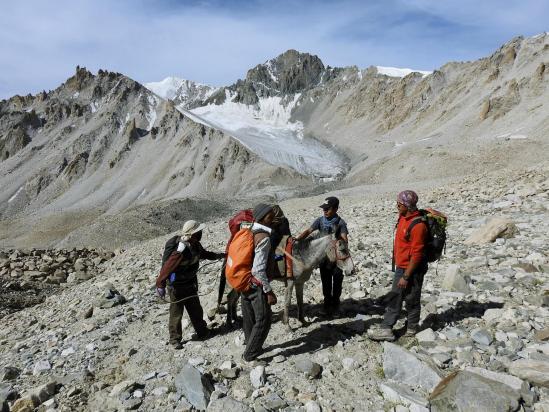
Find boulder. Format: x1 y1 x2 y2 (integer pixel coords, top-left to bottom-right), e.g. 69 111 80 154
378 381 429 411
383 342 444 391
416 328 437 343
0 366 21 381
465 367 528 392
470 328 493 346
508 359 549 387
430 371 520 412
10 398 36 412
249 365 265 388
464 218 519 245
294 358 322 379
175 363 214 410
441 265 470 293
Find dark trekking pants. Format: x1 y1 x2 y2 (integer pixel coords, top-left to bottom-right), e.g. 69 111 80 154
381 264 428 329
241 286 272 361
320 259 344 307
168 285 208 344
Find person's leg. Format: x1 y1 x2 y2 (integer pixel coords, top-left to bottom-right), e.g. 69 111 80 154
241 291 255 345
184 295 209 337
381 268 406 329
404 264 427 331
332 266 344 309
168 287 185 345
243 289 272 361
319 260 333 310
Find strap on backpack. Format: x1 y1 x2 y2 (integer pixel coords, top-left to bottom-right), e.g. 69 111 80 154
404 217 426 241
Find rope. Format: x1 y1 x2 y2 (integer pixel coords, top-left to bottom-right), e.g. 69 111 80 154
155 261 220 305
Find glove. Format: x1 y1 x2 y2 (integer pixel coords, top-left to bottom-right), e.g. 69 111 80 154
176 242 186 252
216 253 226 260
156 287 166 298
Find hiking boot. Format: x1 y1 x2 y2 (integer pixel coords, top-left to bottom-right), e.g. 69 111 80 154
191 329 212 341
404 325 419 337
170 342 183 350
367 325 396 342
240 355 266 367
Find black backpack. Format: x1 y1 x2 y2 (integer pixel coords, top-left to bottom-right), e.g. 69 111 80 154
404 209 448 263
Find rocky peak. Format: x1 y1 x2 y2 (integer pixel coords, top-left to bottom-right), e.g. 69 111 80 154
244 49 327 95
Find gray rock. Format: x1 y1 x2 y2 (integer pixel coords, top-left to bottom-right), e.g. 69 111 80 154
416 328 437 343
260 392 287 410
1 366 21 381
207 396 252 412
430 371 520 412
249 365 265 388
33 360 51 376
465 367 529 392
304 400 322 412
0 383 17 412
441 265 470 293
464 217 519 245
508 359 549 387
378 381 429 411
471 328 493 346
383 342 444 391
175 363 214 410
294 358 322 379
27 380 58 404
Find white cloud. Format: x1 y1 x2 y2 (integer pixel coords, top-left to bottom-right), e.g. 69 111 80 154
0 0 546 99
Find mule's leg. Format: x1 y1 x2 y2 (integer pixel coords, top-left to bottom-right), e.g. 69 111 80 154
295 281 306 323
284 279 294 325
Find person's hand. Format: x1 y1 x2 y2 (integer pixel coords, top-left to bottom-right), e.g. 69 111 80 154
397 277 409 289
216 253 226 260
156 287 166 298
266 291 277 305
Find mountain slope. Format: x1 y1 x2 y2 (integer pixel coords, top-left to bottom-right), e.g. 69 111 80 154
0 67 304 224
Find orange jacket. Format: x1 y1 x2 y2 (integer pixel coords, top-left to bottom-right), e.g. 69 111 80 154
394 211 428 269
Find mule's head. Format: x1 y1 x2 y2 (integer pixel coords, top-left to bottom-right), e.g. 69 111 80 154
326 237 355 275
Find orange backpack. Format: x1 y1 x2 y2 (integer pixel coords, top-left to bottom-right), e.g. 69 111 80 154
225 228 255 292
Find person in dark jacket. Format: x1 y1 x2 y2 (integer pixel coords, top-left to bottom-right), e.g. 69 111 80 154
368 190 428 341
241 203 278 362
295 196 349 316
156 220 224 349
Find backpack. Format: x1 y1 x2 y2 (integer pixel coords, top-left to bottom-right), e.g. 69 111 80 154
162 235 181 266
225 228 255 292
405 208 448 263
226 210 254 252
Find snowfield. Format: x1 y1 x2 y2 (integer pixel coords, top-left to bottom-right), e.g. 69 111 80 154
184 94 347 178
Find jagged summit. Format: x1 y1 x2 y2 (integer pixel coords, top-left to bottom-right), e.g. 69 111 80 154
145 76 218 109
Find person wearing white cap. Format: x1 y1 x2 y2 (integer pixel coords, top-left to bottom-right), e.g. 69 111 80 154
156 220 225 349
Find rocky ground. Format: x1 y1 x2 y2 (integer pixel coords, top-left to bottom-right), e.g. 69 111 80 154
1 161 548 412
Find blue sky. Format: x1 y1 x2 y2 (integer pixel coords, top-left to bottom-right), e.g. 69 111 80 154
0 0 547 99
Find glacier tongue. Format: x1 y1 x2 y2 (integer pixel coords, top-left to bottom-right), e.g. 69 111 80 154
185 97 346 179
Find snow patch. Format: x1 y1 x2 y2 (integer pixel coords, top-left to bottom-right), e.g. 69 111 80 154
8 187 23 203
185 95 346 178
145 76 217 102
146 94 159 130
90 102 98 113
376 66 432 78
73 92 79 98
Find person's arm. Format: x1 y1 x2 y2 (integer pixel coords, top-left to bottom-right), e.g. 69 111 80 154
294 228 313 241
199 244 225 260
252 235 273 293
295 218 320 241
398 223 428 288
